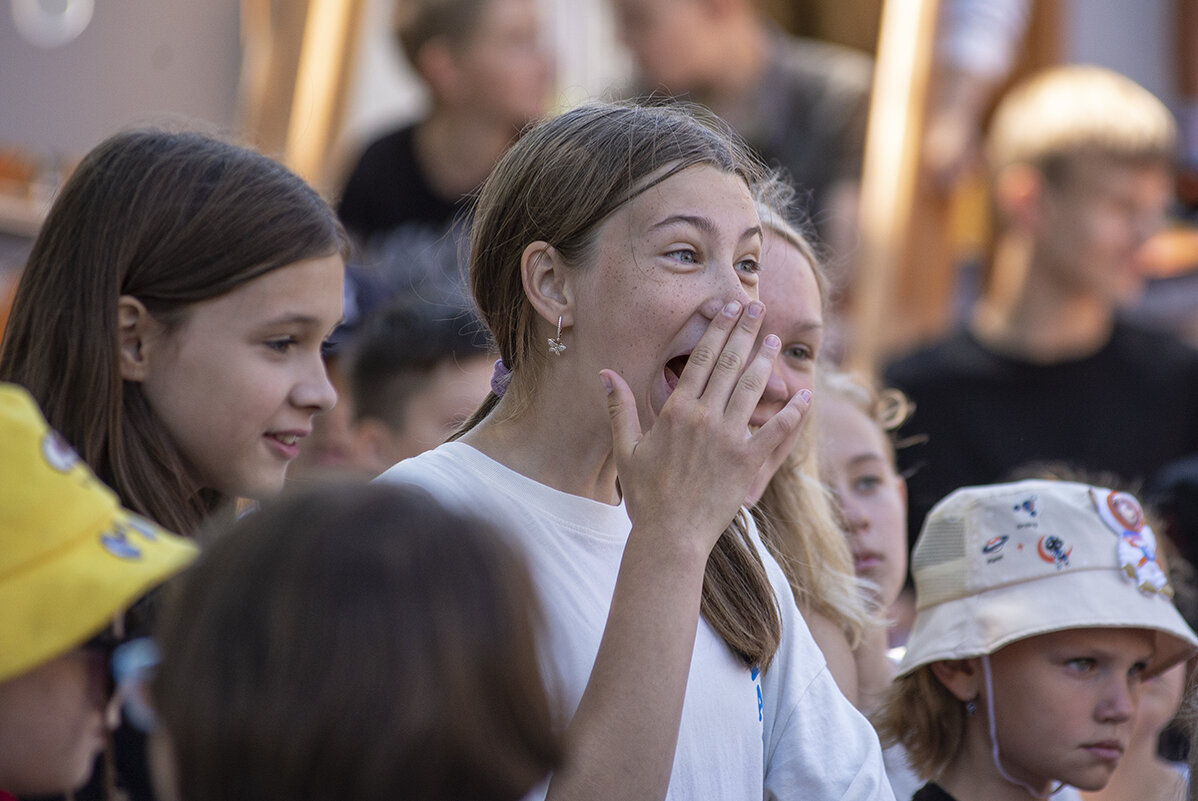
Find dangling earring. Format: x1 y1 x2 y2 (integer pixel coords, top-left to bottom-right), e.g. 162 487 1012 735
548 316 566 355
965 699 977 717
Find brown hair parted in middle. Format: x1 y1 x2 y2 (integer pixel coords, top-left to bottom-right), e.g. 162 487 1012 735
455 99 783 669
152 481 559 801
0 129 347 535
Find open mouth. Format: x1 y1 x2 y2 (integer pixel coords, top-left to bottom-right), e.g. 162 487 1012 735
664 354 689 391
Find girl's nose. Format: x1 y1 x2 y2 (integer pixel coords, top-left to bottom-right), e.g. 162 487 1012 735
758 366 789 410
1096 677 1136 724
841 495 870 535
293 356 339 413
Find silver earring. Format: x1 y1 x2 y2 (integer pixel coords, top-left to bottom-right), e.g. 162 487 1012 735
548 316 566 355
965 699 977 717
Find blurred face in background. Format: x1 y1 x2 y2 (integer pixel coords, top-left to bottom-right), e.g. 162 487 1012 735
0 647 113 795
818 393 907 608
610 0 720 94
750 227 823 429
449 0 554 128
1033 155 1171 308
386 354 495 463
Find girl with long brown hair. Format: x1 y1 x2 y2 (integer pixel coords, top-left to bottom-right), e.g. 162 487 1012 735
0 129 346 801
379 101 893 800
0 129 347 536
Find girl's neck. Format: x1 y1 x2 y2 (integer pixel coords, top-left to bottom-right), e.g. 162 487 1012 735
459 378 621 504
937 726 1057 801
413 111 518 201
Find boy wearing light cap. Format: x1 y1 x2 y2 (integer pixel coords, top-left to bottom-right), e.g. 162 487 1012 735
873 479 1198 801
0 384 196 797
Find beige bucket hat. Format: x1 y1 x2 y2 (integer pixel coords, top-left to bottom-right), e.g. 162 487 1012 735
898 479 1198 679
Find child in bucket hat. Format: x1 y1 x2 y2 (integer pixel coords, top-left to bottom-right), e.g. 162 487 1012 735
0 383 196 797
872 479 1198 801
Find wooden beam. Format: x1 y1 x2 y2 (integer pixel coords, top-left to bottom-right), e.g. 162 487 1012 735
844 0 941 375
237 0 366 193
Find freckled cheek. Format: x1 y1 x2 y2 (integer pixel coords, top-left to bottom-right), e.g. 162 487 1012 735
778 365 814 399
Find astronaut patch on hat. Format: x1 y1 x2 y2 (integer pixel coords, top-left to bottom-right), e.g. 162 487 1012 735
1090 489 1171 597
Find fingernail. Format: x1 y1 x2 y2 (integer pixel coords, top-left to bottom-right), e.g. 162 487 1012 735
601 373 613 395
723 301 742 317
746 301 764 319
763 334 780 350
799 389 812 404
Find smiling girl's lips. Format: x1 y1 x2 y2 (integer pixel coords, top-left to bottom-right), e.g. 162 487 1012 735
264 430 306 460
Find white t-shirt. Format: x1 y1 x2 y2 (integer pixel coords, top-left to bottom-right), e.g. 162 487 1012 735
378 441 895 800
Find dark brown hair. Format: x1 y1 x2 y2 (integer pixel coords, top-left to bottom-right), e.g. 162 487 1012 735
348 298 492 429
0 129 347 534
456 101 783 669
153 481 559 801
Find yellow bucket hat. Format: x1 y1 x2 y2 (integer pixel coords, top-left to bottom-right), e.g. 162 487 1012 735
0 383 197 683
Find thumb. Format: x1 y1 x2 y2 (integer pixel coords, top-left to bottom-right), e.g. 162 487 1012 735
600 369 642 463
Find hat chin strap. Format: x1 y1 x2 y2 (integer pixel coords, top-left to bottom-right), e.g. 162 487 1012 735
980 654 1066 799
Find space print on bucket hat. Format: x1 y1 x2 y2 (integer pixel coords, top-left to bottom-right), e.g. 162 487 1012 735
898 479 1198 680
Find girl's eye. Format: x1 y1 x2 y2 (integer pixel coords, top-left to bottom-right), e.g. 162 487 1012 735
1066 657 1097 673
736 257 760 275
784 344 813 361
1129 661 1149 679
265 337 297 353
853 475 882 494
668 248 697 264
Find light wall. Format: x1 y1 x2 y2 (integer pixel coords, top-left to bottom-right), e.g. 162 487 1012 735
0 0 241 164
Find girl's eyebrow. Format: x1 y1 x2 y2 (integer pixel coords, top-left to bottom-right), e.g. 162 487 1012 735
649 215 762 244
259 313 328 328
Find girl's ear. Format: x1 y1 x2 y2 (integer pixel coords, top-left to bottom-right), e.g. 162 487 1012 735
929 658 982 702
520 241 574 331
117 295 160 383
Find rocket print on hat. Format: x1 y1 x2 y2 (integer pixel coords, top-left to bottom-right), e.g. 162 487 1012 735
1091 488 1172 597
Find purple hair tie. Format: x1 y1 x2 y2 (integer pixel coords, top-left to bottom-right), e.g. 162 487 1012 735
490 358 512 397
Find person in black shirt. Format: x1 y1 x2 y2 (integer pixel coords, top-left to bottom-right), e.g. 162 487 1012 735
884 65 1198 548
337 0 552 249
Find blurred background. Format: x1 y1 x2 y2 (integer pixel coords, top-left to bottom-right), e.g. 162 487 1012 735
1 0 1194 370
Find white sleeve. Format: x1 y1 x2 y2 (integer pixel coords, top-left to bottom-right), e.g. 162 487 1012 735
753 525 897 801
936 0 1033 78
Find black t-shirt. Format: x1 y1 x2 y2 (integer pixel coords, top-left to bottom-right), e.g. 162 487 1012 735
884 322 1198 548
337 124 462 246
912 783 958 801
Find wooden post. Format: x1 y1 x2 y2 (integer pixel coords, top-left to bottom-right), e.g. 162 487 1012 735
846 0 1060 376
237 0 366 193
844 0 942 376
